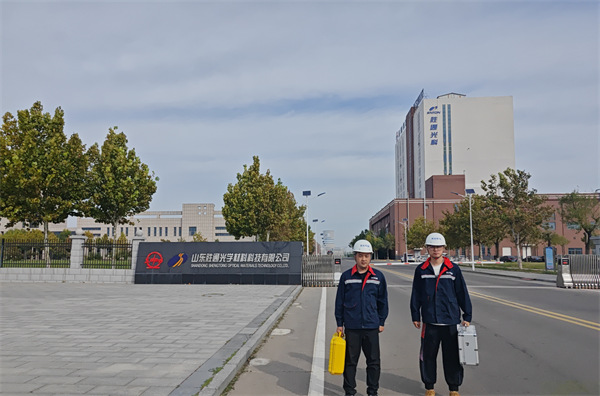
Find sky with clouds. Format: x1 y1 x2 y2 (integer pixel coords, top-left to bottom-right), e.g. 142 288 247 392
2 0 598 249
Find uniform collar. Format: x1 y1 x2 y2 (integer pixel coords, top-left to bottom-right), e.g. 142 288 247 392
420 256 453 270
352 264 375 276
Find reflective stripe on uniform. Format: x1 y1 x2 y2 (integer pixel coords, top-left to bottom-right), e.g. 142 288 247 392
345 279 363 285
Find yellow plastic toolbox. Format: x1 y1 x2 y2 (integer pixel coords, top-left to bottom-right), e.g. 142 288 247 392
328 332 346 375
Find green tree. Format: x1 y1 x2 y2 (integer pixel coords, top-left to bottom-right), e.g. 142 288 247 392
83 230 94 241
539 224 569 249
378 230 395 260
441 194 509 259
222 156 307 243
0 102 88 266
86 127 158 266
559 191 600 254
481 168 554 269
58 229 72 241
440 205 471 252
365 231 383 260
270 189 308 243
406 217 437 251
348 229 383 258
349 229 370 249
192 232 207 242
477 196 510 260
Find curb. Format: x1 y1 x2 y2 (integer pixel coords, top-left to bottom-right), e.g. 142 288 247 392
197 285 303 396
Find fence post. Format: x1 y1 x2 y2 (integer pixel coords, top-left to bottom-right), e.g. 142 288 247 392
0 238 4 268
70 230 86 269
131 229 145 271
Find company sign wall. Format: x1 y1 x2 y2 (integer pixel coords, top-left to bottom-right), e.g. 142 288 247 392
135 241 303 285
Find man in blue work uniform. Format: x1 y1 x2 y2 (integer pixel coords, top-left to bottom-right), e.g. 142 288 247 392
410 232 472 396
335 239 388 396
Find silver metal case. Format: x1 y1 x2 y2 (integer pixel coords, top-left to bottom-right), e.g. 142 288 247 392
457 324 479 366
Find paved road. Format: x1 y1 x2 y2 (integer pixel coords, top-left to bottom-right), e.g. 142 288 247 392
226 261 600 396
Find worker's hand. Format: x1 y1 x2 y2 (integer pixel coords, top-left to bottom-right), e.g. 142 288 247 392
413 321 421 329
379 326 384 333
461 321 470 327
336 326 344 337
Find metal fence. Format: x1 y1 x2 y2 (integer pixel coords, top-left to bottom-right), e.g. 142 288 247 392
0 239 71 268
567 254 600 289
302 255 337 287
83 241 133 269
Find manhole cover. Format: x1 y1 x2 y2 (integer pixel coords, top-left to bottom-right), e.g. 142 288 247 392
202 293 225 297
271 328 291 336
250 358 270 366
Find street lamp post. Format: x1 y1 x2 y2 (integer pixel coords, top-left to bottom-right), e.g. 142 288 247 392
399 218 409 262
452 189 476 271
303 191 325 255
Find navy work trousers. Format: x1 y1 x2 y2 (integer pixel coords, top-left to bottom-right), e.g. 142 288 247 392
343 328 380 395
419 323 463 391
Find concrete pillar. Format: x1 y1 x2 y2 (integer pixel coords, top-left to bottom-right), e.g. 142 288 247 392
70 230 86 269
131 229 146 271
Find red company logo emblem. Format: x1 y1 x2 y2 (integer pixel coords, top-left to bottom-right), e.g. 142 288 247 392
145 252 163 269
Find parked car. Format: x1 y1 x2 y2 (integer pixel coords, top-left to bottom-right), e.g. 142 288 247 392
499 256 517 263
525 256 544 262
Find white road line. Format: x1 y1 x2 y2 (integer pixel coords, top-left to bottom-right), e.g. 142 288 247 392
308 287 326 396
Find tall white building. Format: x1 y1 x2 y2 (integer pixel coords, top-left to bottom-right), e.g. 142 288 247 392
396 91 515 198
321 229 335 253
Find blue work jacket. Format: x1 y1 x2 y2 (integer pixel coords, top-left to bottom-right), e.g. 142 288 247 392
335 265 388 330
410 257 472 325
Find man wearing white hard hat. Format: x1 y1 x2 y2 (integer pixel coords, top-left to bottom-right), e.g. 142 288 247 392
335 239 388 396
410 232 472 396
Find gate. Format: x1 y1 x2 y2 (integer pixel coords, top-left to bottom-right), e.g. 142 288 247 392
302 255 337 287
557 255 600 289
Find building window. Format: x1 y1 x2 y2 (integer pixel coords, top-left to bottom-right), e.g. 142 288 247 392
568 248 583 255
544 222 556 230
107 227 110 236
148 227 151 237
126 227 129 236
154 227 157 237
216 226 227 230
189 226 197 236
567 222 581 230
159 227 162 237
165 227 168 237
216 232 230 237
179 227 182 237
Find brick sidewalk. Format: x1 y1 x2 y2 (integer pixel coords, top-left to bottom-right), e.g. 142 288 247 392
0 283 299 396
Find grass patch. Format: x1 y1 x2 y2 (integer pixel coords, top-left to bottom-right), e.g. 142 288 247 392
200 350 239 391
460 261 557 274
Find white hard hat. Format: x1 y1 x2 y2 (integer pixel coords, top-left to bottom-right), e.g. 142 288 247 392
353 239 373 253
425 232 446 246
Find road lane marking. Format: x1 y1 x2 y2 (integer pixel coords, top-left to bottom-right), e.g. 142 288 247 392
470 291 600 331
308 287 326 395
381 268 600 331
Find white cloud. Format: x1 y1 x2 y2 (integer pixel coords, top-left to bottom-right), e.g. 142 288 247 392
2 0 598 247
